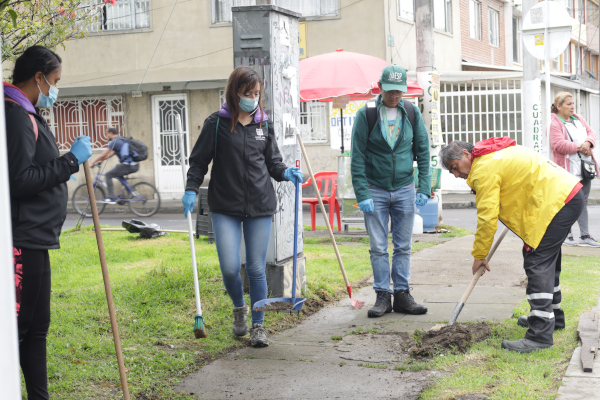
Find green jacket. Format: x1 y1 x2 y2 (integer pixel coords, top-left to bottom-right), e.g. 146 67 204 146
351 95 431 203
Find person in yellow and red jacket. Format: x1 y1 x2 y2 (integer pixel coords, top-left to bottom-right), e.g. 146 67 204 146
439 137 583 353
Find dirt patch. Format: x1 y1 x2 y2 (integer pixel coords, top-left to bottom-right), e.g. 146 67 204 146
335 331 414 363
454 394 489 400
253 301 299 312
410 323 492 358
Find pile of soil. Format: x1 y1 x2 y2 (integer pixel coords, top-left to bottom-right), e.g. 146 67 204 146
409 323 492 358
253 301 298 312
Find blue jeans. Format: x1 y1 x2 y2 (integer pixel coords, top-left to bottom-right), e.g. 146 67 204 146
211 212 272 325
363 183 415 293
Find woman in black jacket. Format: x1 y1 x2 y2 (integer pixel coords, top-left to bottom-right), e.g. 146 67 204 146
6 46 92 400
182 66 302 347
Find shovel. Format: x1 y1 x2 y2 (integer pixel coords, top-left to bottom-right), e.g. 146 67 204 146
430 226 509 331
253 176 306 313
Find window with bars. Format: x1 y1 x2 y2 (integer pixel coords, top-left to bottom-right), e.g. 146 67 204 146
212 0 338 24
40 96 125 151
434 0 452 33
82 0 150 32
563 46 571 73
398 0 415 21
488 8 499 46
513 16 522 63
440 79 523 146
588 2 599 27
469 0 481 40
578 0 585 23
300 101 328 143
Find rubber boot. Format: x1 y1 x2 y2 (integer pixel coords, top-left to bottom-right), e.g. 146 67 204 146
367 291 392 318
517 315 564 330
501 338 553 353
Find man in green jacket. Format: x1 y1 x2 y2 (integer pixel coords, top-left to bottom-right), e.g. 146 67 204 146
351 64 431 318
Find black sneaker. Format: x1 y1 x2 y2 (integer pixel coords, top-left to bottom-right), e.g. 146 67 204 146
501 338 553 353
393 288 427 315
367 291 392 318
250 323 269 347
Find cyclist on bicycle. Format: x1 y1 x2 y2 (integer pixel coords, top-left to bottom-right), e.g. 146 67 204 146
92 127 140 204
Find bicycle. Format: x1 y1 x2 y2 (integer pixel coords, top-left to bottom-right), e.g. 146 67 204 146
72 164 161 217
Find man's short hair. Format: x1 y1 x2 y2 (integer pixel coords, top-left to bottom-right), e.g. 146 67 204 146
439 141 474 169
107 128 119 136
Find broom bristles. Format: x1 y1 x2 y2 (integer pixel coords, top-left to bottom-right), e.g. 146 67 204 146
194 314 207 339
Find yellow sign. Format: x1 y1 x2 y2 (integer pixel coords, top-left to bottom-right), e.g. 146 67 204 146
535 34 544 46
299 22 308 59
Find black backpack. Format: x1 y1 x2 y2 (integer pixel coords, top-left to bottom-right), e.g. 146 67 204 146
124 137 148 161
366 98 416 138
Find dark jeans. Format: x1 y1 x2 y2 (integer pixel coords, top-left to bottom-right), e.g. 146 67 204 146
15 247 51 400
568 178 591 237
105 163 139 197
522 190 584 344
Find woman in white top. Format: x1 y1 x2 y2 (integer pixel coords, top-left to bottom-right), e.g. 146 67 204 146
550 92 599 247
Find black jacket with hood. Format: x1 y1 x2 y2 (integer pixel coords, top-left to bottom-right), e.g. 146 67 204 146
5 98 79 250
185 104 288 217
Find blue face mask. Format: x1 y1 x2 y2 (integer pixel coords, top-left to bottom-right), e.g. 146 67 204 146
239 96 259 112
36 75 59 108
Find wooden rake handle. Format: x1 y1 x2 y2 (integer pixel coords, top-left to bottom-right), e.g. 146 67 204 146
297 133 352 297
83 161 130 400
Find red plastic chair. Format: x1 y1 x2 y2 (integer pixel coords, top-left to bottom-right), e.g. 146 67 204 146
302 171 341 231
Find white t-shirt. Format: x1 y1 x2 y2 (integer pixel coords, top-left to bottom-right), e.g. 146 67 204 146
564 119 592 179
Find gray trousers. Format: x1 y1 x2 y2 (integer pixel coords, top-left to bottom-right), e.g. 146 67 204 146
569 179 591 237
105 163 139 197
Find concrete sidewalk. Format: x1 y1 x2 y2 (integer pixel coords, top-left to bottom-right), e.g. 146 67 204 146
177 232 532 399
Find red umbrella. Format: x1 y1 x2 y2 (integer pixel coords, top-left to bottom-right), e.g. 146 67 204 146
299 49 424 153
299 49 424 102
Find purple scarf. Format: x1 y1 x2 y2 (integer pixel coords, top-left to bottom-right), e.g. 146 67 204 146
3 82 36 114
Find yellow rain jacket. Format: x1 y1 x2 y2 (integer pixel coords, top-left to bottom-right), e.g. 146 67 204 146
467 145 580 260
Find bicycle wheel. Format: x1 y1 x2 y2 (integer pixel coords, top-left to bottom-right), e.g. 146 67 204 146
128 182 161 217
72 184 107 217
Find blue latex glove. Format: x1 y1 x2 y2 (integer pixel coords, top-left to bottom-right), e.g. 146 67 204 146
358 199 374 213
182 190 197 218
70 136 92 165
416 193 429 206
284 167 303 183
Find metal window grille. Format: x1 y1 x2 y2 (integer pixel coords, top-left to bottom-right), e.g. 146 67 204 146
440 79 523 145
488 8 499 46
213 0 339 23
83 0 150 32
434 0 452 33
300 101 328 143
398 0 415 21
469 0 481 40
40 96 125 151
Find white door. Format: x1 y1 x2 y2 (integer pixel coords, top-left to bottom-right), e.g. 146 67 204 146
151 94 190 196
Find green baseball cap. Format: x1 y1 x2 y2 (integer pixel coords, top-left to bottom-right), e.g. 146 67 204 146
379 64 407 92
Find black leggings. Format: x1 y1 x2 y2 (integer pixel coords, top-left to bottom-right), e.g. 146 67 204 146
15 247 51 400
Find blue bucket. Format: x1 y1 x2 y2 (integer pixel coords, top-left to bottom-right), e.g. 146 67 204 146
416 196 438 231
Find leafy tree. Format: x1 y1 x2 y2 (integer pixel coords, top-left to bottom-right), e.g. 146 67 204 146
0 0 111 62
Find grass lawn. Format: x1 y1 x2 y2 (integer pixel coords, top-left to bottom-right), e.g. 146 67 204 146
40 225 442 399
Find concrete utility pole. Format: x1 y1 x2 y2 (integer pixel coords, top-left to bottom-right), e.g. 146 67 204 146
522 0 544 153
415 0 443 223
232 5 306 297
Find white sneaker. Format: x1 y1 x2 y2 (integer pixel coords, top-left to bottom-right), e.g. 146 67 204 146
563 236 577 246
579 236 600 247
